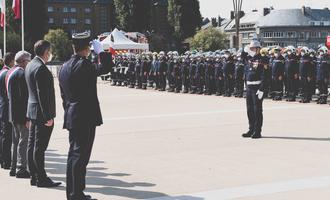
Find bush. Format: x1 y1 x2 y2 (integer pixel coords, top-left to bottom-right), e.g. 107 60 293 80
44 29 73 61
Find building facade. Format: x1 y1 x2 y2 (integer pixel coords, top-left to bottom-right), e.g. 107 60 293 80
224 6 330 49
46 0 114 37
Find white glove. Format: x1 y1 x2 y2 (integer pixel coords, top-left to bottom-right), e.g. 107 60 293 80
92 40 104 54
256 90 264 100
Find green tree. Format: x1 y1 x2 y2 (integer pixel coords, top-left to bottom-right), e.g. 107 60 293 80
44 29 73 61
114 0 133 31
168 0 202 40
188 28 227 51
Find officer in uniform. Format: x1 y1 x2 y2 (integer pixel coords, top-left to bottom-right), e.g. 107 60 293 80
173 55 182 93
140 54 149 90
59 32 113 200
242 40 265 139
204 55 214 95
167 52 175 92
234 50 245 98
260 48 271 98
284 46 299 102
316 46 330 104
189 55 198 94
271 47 285 101
134 54 142 89
158 52 167 91
223 50 235 97
181 55 190 93
299 47 314 103
127 54 136 88
195 54 205 94
214 55 224 96
150 53 159 90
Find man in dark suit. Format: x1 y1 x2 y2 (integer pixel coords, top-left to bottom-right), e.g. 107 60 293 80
59 32 113 200
6 51 31 178
0 53 15 169
25 40 61 187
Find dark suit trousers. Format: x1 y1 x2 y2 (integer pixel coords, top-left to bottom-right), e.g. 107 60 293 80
246 85 263 134
66 126 96 200
28 120 53 180
1 120 12 166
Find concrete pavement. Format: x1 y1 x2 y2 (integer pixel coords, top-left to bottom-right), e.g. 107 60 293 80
1 80 330 200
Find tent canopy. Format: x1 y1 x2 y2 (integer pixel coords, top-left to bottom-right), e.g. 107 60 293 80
101 28 149 51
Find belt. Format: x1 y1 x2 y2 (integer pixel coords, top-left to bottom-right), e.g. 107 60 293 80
246 81 261 85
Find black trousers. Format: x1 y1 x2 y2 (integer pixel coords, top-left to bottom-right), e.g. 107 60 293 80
235 78 244 95
28 120 53 180
66 126 96 200
246 85 263 134
301 78 315 100
271 78 284 96
318 79 329 95
224 76 234 95
1 120 12 166
287 77 299 98
158 73 166 90
215 78 224 94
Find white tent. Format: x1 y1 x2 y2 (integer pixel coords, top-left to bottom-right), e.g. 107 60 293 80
101 28 149 51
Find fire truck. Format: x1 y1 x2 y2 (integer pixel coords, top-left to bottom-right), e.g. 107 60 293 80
327 36 330 54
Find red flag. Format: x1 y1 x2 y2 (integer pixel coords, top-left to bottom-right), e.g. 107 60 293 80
0 0 5 28
12 0 20 19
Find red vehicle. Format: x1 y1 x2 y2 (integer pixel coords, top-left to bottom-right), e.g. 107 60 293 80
327 36 330 54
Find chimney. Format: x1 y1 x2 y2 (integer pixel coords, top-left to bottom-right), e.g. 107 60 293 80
239 11 245 18
324 7 329 10
218 16 222 27
263 8 270 16
211 18 217 27
302 6 306 15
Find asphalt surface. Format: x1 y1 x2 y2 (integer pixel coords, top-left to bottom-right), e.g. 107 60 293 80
1 80 330 200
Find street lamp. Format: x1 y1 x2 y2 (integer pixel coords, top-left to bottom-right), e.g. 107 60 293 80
233 0 243 49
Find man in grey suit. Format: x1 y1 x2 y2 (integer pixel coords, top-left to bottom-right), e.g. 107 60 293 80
6 51 31 178
25 40 61 187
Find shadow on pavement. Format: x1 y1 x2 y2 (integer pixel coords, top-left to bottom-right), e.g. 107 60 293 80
262 136 330 141
44 150 175 199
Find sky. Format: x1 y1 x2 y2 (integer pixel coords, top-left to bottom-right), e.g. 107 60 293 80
199 0 330 19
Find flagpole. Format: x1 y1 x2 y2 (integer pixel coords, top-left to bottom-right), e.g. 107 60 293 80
21 0 24 50
4 0 6 55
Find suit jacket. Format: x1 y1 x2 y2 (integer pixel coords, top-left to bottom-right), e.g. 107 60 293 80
59 52 113 130
25 57 56 123
6 66 28 124
0 66 10 121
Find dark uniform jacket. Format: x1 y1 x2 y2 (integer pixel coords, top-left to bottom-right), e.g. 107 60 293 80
6 66 28 124
316 55 330 81
245 54 266 91
25 57 56 123
0 66 10 121
59 52 113 130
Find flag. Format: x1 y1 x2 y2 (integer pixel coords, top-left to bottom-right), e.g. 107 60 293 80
0 0 5 28
12 0 20 19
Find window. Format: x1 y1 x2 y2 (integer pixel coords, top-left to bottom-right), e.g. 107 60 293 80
310 31 320 38
273 32 284 38
287 31 296 38
85 19 91 24
320 22 324 26
48 18 54 24
70 18 77 24
321 32 328 37
85 8 91 13
298 32 305 39
63 7 69 13
63 18 69 24
263 32 273 38
48 6 54 12
71 7 76 13
242 33 249 39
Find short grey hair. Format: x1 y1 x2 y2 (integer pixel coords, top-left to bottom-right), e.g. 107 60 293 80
15 51 31 64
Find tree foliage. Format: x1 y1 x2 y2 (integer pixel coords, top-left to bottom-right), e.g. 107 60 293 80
44 29 73 61
188 28 227 51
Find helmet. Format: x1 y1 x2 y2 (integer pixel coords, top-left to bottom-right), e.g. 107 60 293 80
300 46 309 54
318 46 328 54
249 40 261 49
260 48 269 56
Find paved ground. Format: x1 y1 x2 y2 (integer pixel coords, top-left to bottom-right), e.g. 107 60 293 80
1 80 330 200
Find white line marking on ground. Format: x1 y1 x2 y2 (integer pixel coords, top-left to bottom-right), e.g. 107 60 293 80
55 105 307 123
148 176 330 200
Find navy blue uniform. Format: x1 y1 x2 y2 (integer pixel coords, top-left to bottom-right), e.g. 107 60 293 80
316 55 330 104
299 55 315 103
158 58 167 91
59 52 113 200
245 54 265 136
234 60 245 97
271 55 285 100
214 60 224 95
167 60 175 91
223 57 235 96
181 59 190 93
189 61 197 94
127 59 136 88
285 54 299 101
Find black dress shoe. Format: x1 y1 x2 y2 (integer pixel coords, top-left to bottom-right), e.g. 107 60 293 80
37 178 62 188
2 163 10 170
242 131 253 138
16 169 30 179
251 133 262 139
9 169 16 177
30 176 37 186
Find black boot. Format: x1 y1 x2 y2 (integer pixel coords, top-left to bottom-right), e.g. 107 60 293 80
242 131 254 138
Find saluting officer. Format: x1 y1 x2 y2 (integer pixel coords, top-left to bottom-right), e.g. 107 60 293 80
59 32 113 200
242 40 265 139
